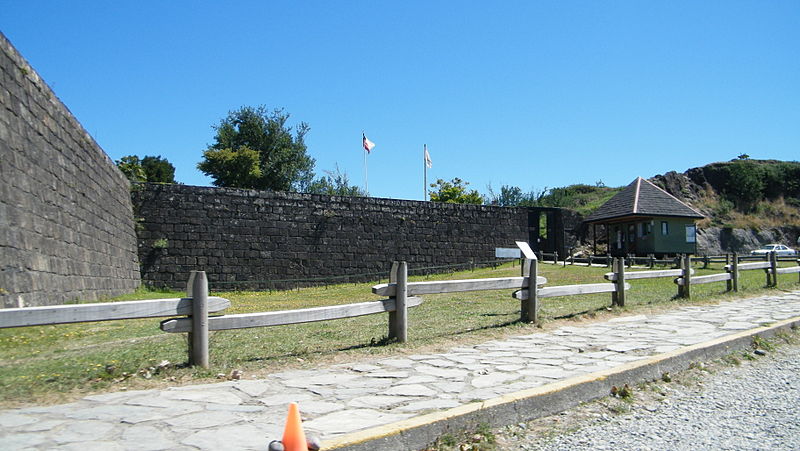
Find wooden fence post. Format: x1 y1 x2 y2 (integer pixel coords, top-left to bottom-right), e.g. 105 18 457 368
186 271 197 361
680 254 692 299
606 254 612 268
189 271 209 368
649 254 655 269
796 258 800 284
612 257 625 307
389 261 408 342
732 253 739 292
797 258 800 283
387 261 399 338
725 254 732 291
521 257 539 323
769 251 778 287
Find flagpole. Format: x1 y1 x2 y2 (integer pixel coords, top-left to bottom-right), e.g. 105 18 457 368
423 144 427 201
362 131 369 195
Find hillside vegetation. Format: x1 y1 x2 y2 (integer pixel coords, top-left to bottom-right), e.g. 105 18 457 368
486 184 622 216
652 159 800 230
526 159 800 230
532 184 623 215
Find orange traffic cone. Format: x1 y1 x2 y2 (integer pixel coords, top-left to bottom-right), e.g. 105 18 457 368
281 402 308 451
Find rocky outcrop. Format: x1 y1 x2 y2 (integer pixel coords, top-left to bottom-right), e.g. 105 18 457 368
651 171 706 205
696 226 799 255
648 165 800 254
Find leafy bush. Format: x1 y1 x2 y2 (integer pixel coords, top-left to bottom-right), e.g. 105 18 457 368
429 178 483 204
722 160 764 211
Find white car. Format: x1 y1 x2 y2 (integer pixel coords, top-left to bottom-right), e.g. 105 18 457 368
750 244 797 256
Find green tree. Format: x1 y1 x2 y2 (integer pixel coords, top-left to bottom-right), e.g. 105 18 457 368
116 155 146 183
723 160 764 211
485 184 535 206
141 155 176 183
116 155 176 183
198 106 315 191
307 165 367 196
429 178 483 204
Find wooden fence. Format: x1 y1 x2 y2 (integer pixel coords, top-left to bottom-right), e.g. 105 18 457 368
0 287 230 330
168 241 631 365
596 253 799 299
674 252 800 296
563 251 796 269
0 271 231 368
601 257 695 306
2 248 797 368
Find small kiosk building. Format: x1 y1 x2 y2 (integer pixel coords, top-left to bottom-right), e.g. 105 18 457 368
584 177 704 257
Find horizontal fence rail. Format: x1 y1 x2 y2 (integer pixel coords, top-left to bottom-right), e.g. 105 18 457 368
728 261 772 271
677 272 732 285
513 282 630 300
0 297 231 329
604 268 693 282
776 266 800 275
371 276 548 297
161 297 423 333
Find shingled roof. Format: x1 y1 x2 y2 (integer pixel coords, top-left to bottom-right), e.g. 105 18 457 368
584 177 704 223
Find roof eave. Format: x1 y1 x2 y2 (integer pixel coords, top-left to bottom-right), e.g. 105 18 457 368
584 212 704 224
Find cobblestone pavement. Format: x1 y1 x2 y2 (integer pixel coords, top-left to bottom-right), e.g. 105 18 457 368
2 291 799 450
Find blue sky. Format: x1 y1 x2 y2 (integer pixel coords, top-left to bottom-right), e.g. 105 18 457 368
3 1 798 201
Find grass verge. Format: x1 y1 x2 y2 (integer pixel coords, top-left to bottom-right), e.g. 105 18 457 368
1 260 798 407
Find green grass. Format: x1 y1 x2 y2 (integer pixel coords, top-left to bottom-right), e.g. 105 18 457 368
1 260 798 407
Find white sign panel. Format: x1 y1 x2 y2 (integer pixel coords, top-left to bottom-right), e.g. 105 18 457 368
515 241 537 260
495 248 521 259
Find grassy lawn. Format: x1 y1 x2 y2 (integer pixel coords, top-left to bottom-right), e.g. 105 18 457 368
1 260 798 407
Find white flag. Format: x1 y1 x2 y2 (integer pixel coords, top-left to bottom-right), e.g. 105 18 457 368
362 133 376 153
424 145 432 168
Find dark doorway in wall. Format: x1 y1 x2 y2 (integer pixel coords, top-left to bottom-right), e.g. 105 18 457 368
527 208 564 255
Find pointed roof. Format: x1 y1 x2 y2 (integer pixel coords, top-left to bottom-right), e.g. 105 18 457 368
584 177 704 223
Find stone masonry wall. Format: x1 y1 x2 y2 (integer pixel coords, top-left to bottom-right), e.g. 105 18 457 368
0 32 140 307
132 184 532 290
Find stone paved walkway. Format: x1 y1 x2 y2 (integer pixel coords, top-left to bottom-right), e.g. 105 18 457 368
2 291 800 450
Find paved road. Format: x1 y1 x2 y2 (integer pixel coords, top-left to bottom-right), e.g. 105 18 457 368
1 291 799 450
500 339 800 451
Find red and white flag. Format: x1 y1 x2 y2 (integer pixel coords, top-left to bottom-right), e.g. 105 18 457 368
424 145 432 168
362 133 376 153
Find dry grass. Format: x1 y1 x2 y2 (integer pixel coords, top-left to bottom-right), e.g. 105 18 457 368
693 189 800 229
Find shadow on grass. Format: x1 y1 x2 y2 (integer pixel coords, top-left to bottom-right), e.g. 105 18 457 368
240 317 523 364
552 306 610 320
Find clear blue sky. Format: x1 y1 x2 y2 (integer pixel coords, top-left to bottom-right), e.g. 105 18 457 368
3 1 798 201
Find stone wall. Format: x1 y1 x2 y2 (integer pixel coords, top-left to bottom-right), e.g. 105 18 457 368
132 184 539 290
0 32 140 308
